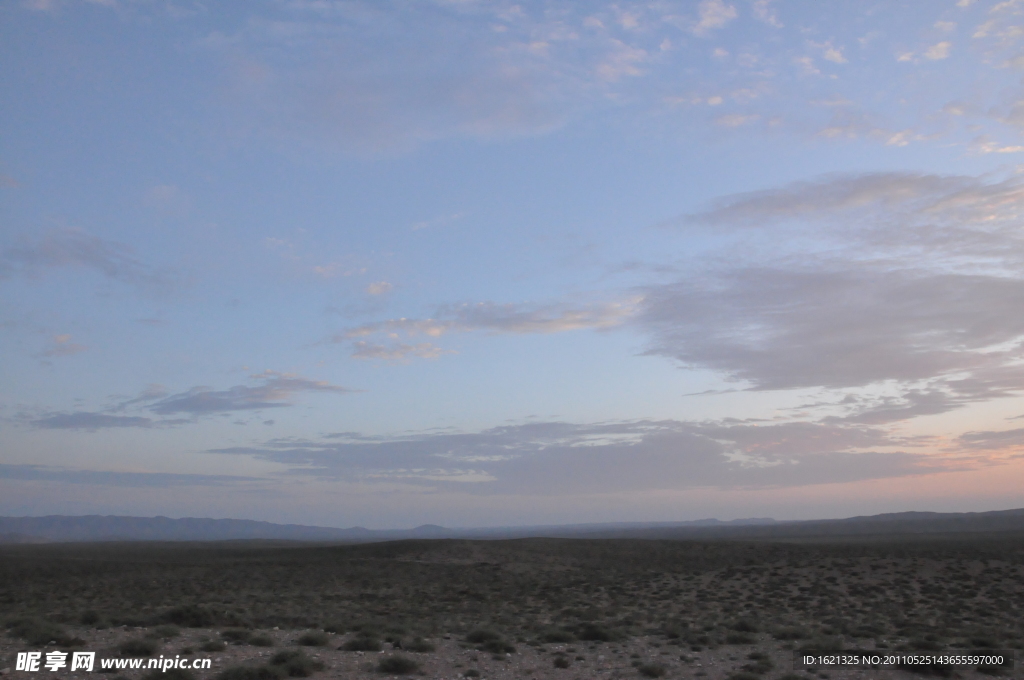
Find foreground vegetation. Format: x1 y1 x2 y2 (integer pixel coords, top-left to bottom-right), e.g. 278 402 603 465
2 535 1022 677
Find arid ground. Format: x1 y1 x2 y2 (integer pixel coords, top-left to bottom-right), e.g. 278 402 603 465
2 536 1021 679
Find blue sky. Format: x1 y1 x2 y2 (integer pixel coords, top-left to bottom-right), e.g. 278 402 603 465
4 0 1024 528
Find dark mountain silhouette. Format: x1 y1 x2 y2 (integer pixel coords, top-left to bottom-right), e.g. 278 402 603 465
1 508 1022 544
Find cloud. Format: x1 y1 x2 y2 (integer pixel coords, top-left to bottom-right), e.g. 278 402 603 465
336 299 638 359
682 172 1024 235
208 9 570 153
143 183 191 216
443 300 638 334
149 371 352 415
22 0 57 10
826 389 967 425
971 135 1024 153
924 41 952 60
365 281 393 295
351 341 453 362
0 228 171 289
794 56 820 75
897 40 953 64
411 211 465 231
642 171 1024 404
351 300 638 338
113 383 170 410
595 39 648 81
639 267 1024 391
815 42 847 64
956 427 1024 451
38 334 87 358
752 0 782 28
31 412 155 430
692 0 737 36
0 463 256 488
715 113 759 127
208 418 968 494
26 373 354 429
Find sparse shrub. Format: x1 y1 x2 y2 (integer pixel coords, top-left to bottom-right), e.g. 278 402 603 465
728 673 762 680
741 651 773 674
120 639 159 657
725 633 755 645
540 629 575 643
81 611 100 626
553 656 570 669
141 669 195 680
217 666 284 680
151 625 181 639
7 618 80 647
250 634 275 647
375 655 419 674
463 670 480 678
773 627 807 641
731 621 759 633
850 623 884 638
269 650 324 678
465 629 501 644
577 623 614 641
221 629 251 644
910 639 943 651
341 634 382 651
637 662 667 678
480 639 515 654
405 637 435 652
977 664 1008 676
296 631 328 647
161 605 215 628
201 640 227 652
799 637 843 652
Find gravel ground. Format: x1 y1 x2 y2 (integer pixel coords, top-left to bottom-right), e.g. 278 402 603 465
1 626 1018 680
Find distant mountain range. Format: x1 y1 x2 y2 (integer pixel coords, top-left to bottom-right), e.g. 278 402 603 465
1 508 1023 544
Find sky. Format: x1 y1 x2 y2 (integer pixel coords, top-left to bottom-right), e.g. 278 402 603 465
4 0 1024 529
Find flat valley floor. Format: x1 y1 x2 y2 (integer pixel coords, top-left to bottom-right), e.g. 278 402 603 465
1 536 1021 679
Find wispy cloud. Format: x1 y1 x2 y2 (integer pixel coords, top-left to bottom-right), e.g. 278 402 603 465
351 341 453 363
639 171 1024 410
148 371 352 415
344 300 638 339
715 113 759 127
692 0 738 36
27 372 353 429
0 228 173 290
37 334 87 358
336 299 639 360
0 463 257 488
411 212 465 231
924 41 952 60
208 418 971 494
752 0 782 28
32 412 156 430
